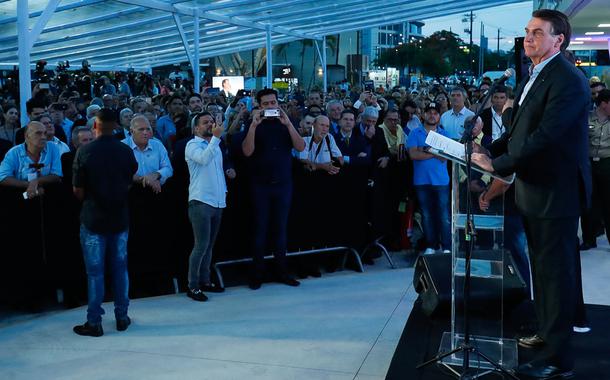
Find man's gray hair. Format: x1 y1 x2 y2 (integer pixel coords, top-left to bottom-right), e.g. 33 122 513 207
71 126 92 148
451 86 468 98
325 99 343 112
362 106 379 119
119 107 133 118
130 114 151 130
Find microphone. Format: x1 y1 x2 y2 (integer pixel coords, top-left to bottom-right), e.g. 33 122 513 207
495 68 515 85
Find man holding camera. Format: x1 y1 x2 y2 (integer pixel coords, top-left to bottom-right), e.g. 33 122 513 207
299 115 344 173
242 89 305 289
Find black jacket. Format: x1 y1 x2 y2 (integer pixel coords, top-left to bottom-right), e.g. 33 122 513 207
490 53 592 218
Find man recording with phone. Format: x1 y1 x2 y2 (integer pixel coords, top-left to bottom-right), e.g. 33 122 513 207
242 88 305 290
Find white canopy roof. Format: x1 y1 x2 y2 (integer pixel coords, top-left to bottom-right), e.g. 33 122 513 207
1 0 524 70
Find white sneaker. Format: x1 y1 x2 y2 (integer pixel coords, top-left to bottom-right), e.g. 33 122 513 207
423 248 436 255
573 326 591 333
442 250 451 254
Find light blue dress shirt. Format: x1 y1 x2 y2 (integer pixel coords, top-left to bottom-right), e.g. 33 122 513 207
519 51 561 106
185 136 227 208
0 142 63 182
121 136 173 185
440 106 475 140
156 115 176 146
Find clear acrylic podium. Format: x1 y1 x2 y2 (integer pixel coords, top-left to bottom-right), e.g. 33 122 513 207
433 151 519 377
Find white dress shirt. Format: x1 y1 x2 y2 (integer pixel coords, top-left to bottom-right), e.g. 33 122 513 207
491 109 504 141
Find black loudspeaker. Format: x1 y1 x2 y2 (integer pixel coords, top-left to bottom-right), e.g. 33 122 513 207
514 37 530 85
413 250 528 317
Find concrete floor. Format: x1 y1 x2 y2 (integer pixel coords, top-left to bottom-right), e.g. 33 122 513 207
0 238 608 380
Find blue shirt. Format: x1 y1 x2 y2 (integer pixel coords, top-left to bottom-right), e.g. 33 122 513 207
440 106 475 140
121 136 173 185
406 126 449 186
0 142 63 182
185 136 227 208
156 115 176 146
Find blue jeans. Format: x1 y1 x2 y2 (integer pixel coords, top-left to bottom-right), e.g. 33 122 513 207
414 185 451 250
80 225 129 325
188 201 223 289
504 214 531 292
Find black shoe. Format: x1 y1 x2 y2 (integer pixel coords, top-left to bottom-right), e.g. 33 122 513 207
200 283 225 293
186 288 208 302
579 242 597 251
516 362 574 379
310 269 322 278
73 322 103 337
249 279 262 290
518 334 545 348
279 276 300 287
116 317 131 331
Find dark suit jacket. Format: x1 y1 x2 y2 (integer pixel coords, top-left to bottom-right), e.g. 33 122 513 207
332 130 371 167
489 53 591 218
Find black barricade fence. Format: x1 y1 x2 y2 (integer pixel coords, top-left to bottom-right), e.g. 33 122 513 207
370 157 413 248
127 185 174 297
1 149 410 307
0 182 79 310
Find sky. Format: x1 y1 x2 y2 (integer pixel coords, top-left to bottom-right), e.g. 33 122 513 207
422 1 533 52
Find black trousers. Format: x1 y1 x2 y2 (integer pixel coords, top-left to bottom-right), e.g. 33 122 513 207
522 216 578 369
581 157 610 245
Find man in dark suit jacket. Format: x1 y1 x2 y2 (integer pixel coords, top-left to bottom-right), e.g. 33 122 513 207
332 109 371 167
473 10 591 380
480 85 508 147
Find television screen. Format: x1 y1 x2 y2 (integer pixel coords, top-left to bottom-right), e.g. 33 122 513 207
212 76 244 97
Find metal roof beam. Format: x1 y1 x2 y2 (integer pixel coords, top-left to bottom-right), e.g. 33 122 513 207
101 35 298 67
114 0 195 16
197 9 321 41
27 0 61 50
0 0 106 26
173 13 194 69
301 0 520 37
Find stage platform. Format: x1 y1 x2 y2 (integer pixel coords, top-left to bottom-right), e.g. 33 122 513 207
386 238 610 380
0 252 417 380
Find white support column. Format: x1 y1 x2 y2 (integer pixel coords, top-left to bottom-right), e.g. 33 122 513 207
17 0 32 126
322 35 327 94
193 13 200 94
265 25 272 88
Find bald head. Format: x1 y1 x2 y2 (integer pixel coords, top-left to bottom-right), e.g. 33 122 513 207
25 121 48 150
313 115 330 138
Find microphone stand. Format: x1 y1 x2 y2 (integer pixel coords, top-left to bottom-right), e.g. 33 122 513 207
417 80 518 379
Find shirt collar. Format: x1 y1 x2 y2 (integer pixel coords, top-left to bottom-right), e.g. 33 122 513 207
340 130 352 139
20 142 48 157
452 106 466 116
529 51 561 76
126 136 151 151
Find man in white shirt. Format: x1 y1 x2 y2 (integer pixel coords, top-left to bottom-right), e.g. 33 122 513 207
300 115 343 174
480 85 508 145
185 112 236 301
440 87 475 140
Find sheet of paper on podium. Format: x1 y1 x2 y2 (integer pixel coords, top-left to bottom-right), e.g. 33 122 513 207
424 130 515 184
425 130 466 160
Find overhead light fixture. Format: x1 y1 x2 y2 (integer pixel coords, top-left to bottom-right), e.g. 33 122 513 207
599 24 610 27
570 41 584 45
585 31 604 35
575 37 592 40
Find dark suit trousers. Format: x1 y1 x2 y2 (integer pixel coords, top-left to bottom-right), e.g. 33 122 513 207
251 181 292 278
581 157 610 245
522 216 578 369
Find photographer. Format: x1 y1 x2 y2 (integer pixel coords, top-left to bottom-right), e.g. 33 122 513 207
242 88 305 289
299 115 343 174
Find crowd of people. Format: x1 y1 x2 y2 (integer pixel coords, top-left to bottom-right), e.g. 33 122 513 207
0 50 607 340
